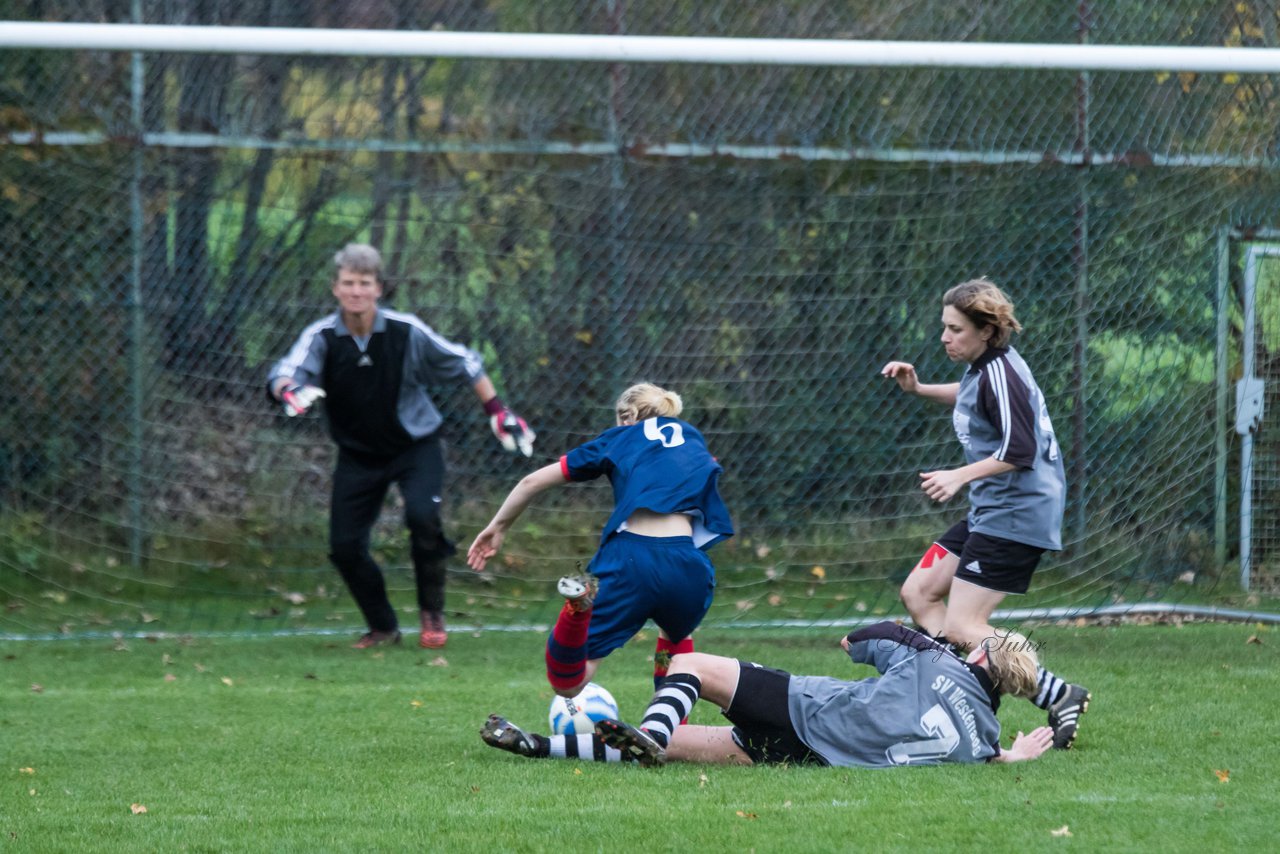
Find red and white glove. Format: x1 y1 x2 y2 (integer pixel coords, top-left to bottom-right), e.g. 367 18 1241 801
488 408 535 457
280 383 326 417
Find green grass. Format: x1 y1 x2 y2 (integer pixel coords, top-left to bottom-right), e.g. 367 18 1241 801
2 622 1276 852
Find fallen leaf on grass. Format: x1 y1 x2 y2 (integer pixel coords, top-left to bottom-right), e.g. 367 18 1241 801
18 768 34 775
810 566 826 581
30 684 43 694
1246 635 1262 645
130 804 147 815
410 700 424 709
1050 825 1071 837
1214 769 1230 783
220 677 234 687
573 768 583 775
428 656 448 667
736 810 758 820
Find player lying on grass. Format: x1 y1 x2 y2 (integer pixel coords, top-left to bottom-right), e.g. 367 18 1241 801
467 383 733 697
481 621 1053 767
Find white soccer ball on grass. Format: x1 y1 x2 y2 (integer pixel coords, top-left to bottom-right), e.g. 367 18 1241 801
548 682 619 736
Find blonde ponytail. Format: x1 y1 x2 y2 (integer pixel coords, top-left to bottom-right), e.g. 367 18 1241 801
615 383 683 424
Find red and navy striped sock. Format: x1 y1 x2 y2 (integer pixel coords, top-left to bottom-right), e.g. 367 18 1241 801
545 603 592 692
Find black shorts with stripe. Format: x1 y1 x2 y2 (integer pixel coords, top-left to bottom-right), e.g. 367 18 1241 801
938 519 1045 595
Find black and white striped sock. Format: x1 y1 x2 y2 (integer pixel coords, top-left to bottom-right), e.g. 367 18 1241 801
546 734 629 762
1033 666 1067 709
640 674 702 748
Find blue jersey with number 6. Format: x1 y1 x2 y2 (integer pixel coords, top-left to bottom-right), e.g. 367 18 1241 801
561 416 733 550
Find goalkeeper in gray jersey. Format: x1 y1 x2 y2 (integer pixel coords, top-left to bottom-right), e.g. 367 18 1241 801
880 277 1088 749
481 621 1053 768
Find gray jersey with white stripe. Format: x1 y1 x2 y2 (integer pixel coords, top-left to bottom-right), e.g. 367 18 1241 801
267 308 485 441
953 346 1065 550
786 622 1003 767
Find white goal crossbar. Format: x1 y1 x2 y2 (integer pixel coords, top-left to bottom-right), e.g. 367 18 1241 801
4 22 1280 73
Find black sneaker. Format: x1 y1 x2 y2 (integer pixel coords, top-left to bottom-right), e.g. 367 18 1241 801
556 574 599 613
351 630 401 650
1048 684 1091 750
481 715 544 758
595 718 666 767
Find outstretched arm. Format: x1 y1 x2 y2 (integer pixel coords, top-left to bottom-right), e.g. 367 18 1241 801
880 361 960 406
841 622 944 674
989 727 1054 763
466 463 566 570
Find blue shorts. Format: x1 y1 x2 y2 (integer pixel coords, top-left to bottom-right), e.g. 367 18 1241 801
582 531 716 660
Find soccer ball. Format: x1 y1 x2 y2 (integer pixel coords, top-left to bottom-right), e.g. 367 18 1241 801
548 682 619 736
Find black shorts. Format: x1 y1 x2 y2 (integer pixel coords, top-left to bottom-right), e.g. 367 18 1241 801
937 520 1045 595
724 662 827 766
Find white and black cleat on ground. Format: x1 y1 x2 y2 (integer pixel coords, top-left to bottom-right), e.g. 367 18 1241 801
1048 684 1091 750
481 714 542 757
595 718 666 767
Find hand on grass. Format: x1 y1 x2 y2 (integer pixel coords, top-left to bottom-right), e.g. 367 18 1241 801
1003 726 1054 762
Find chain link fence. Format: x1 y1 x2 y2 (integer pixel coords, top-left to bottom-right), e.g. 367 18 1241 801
2 0 1277 637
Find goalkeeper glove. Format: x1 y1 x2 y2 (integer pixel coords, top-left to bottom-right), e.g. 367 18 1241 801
489 409 535 457
280 383 326 417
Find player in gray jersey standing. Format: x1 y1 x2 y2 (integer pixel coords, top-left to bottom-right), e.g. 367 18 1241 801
267 243 533 651
880 278 1089 749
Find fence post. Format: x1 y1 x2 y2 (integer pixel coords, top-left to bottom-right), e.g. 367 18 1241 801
1070 0 1093 545
127 0 146 569
1214 226 1230 575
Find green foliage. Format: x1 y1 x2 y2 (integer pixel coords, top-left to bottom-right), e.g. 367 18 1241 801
5 0 1280 618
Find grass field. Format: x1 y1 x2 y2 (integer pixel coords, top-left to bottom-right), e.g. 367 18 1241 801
2 621 1276 852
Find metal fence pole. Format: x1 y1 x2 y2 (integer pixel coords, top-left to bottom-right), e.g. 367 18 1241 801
1214 226 1230 574
127 0 146 569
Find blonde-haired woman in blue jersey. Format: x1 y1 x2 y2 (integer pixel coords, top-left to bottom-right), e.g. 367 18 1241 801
467 383 733 698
